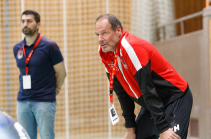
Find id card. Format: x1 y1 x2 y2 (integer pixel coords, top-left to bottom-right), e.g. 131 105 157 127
22 75 31 89
109 104 119 125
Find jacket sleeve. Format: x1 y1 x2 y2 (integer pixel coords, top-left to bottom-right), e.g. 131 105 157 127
106 72 136 128
134 61 169 133
122 43 170 133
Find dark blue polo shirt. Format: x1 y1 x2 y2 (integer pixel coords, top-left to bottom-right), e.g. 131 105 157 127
13 34 64 102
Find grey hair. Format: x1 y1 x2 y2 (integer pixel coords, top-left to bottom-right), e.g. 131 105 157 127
95 14 123 31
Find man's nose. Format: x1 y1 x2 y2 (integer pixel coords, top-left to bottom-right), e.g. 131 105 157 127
23 22 28 27
98 34 104 42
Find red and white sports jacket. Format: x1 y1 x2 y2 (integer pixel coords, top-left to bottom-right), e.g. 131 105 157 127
99 30 189 133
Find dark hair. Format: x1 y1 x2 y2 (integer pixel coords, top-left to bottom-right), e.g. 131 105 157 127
95 14 123 31
22 10 40 23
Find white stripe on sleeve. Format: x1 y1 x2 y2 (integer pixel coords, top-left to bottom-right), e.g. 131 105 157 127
117 56 138 99
121 37 142 71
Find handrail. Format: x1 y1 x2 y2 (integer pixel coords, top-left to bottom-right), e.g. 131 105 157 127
157 11 203 28
157 11 203 41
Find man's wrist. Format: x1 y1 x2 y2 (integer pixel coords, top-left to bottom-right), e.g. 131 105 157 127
126 127 135 132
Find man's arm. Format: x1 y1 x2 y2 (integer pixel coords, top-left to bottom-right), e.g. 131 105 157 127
112 76 136 139
134 60 169 133
120 43 169 133
106 73 136 128
53 61 66 95
113 76 136 127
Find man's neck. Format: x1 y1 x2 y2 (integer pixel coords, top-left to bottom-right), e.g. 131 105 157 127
25 32 39 46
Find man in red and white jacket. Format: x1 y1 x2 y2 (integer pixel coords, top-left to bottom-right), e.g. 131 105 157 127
95 14 193 139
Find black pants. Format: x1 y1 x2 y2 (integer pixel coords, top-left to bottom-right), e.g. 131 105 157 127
135 89 193 139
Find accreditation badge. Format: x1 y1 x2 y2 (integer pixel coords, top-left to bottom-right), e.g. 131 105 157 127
109 104 119 125
22 75 31 89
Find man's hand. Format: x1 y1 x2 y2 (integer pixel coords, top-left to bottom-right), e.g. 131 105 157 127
159 128 181 139
124 127 136 139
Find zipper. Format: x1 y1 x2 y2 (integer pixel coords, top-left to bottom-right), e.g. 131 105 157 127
117 56 138 99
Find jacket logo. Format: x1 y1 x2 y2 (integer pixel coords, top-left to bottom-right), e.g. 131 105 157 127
172 124 180 132
17 48 23 59
121 57 128 69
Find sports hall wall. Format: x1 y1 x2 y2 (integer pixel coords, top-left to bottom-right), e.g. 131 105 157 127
154 7 211 139
155 31 203 139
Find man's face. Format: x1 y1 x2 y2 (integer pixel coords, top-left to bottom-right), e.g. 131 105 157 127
95 19 121 52
21 14 40 36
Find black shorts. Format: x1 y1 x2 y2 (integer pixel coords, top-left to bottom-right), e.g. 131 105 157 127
135 89 193 139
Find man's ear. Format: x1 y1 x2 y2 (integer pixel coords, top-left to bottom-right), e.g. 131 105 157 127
37 22 41 30
116 26 122 36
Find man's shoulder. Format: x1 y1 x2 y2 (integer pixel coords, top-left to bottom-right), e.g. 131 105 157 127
41 36 58 49
120 32 150 51
122 31 143 44
14 41 23 48
0 110 30 139
0 110 15 126
41 36 55 43
41 37 56 45
119 35 138 51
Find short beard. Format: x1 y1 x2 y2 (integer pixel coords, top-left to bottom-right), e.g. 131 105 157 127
22 28 37 36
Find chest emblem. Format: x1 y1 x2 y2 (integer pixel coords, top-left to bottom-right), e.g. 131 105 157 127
121 57 128 69
17 48 23 59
